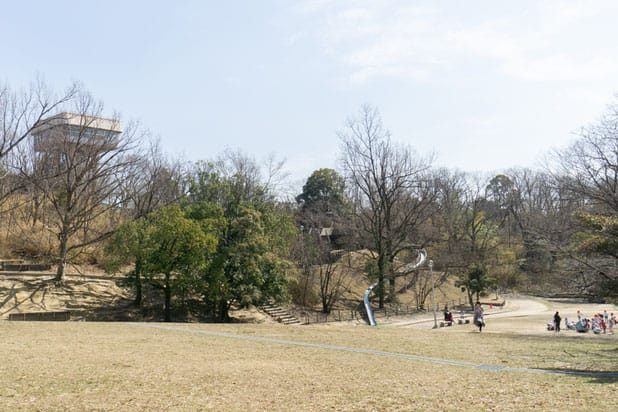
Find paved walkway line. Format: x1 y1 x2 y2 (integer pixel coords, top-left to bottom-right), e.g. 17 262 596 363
130 323 618 379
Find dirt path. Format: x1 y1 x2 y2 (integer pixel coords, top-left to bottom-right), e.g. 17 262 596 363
380 295 617 334
378 296 548 328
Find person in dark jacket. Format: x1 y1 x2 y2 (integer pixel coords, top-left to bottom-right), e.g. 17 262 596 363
554 311 561 332
473 302 484 332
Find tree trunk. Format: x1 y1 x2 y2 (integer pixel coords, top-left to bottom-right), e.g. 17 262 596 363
377 254 386 309
55 232 69 283
164 273 171 322
387 251 395 300
216 298 230 322
133 258 143 307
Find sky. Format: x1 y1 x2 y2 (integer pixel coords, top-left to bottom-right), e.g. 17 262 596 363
2 0 618 189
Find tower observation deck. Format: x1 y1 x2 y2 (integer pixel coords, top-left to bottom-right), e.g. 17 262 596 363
32 112 122 154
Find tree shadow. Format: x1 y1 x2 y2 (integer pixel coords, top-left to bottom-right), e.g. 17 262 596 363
534 368 618 383
545 297 601 304
0 275 137 320
0 277 56 315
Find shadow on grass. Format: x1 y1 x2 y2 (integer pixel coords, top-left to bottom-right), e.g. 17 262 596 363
530 345 618 382
536 368 618 382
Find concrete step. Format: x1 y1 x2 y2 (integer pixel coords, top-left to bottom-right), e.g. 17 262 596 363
260 302 300 325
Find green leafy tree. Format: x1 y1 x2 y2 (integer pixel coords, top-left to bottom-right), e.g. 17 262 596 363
104 217 150 306
143 205 218 321
296 168 345 214
187 160 293 321
457 264 494 305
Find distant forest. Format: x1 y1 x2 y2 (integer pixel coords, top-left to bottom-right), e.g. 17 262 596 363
2 80 617 322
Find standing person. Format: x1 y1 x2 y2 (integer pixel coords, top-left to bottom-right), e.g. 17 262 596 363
609 313 616 335
553 311 561 332
473 301 484 332
603 311 609 333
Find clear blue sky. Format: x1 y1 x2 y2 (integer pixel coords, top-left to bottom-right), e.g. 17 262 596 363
3 0 618 187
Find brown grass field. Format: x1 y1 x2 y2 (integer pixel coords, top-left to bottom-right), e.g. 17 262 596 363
1 296 617 411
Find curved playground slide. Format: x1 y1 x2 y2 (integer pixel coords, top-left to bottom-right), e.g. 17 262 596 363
363 249 427 326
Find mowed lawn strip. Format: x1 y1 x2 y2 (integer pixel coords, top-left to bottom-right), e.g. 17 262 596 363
136 320 618 373
1 321 617 411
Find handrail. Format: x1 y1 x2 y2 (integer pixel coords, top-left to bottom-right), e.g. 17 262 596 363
363 249 427 326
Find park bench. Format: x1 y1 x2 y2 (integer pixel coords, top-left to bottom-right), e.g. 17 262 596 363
457 318 470 324
8 311 71 321
0 259 24 270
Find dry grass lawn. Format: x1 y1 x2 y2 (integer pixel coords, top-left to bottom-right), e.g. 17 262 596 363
1 307 617 411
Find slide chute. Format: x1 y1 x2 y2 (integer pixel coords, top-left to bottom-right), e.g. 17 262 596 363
362 249 427 326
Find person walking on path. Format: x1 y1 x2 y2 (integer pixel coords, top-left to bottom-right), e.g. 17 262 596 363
473 301 484 332
610 313 616 335
553 311 561 332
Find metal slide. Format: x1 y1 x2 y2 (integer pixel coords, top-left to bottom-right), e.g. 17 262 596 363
362 249 427 326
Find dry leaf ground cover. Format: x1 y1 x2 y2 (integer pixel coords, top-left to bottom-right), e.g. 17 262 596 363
1 300 617 412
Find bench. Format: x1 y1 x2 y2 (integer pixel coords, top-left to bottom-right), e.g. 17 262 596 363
8 311 71 321
0 259 24 270
439 321 453 327
457 319 470 324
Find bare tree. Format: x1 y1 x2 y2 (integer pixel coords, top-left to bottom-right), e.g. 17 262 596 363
339 105 435 308
293 229 352 313
318 250 352 314
212 149 288 200
17 90 142 282
431 168 469 271
0 79 78 161
0 79 77 203
505 169 580 273
548 99 618 296
118 139 186 219
550 101 618 213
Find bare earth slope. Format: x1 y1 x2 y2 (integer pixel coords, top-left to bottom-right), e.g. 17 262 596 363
0 270 134 320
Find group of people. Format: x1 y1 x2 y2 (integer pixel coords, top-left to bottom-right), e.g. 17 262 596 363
549 310 616 334
441 303 483 331
443 302 485 331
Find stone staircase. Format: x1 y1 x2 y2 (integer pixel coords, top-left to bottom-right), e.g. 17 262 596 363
260 302 301 325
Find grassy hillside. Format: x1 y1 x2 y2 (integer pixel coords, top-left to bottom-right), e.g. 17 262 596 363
1 315 616 411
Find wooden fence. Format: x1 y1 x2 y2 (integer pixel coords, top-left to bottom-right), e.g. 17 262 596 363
296 299 468 325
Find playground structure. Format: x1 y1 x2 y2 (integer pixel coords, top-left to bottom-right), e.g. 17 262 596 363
363 249 427 326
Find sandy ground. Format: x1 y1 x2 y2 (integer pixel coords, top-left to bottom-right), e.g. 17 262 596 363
0 271 132 319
